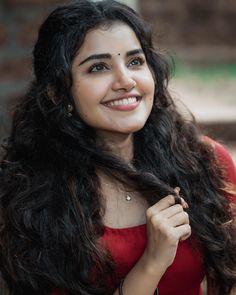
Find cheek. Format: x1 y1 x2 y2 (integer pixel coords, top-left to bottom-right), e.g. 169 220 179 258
144 73 155 110
147 73 155 94
71 86 90 119
71 81 105 124
73 77 108 103
138 70 155 95
74 96 93 120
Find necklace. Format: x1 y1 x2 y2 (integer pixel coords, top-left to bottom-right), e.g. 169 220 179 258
125 193 132 201
103 182 133 202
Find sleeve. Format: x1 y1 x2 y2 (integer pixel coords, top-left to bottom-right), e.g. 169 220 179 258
213 141 236 204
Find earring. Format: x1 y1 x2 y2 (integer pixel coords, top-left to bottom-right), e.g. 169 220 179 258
67 104 74 117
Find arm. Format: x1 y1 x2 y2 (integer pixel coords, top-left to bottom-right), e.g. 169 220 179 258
230 286 236 295
112 252 165 295
113 195 190 295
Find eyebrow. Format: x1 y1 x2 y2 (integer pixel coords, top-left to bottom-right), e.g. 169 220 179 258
79 48 144 66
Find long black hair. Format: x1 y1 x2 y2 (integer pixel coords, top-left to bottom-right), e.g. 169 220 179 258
1 0 236 294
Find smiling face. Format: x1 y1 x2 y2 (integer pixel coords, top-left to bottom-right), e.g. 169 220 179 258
71 22 155 137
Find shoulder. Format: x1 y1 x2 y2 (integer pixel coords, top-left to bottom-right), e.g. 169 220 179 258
204 137 236 183
203 136 236 203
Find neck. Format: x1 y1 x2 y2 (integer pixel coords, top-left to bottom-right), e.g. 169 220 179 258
96 131 134 162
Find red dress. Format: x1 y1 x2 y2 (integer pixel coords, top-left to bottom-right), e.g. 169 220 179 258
53 142 236 295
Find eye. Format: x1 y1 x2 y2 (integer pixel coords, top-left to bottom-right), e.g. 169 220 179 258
88 63 109 73
128 56 145 67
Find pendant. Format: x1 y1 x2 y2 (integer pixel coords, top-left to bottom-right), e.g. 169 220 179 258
125 194 132 201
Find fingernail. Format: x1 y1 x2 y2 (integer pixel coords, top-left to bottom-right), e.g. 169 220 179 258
174 187 180 194
181 197 189 209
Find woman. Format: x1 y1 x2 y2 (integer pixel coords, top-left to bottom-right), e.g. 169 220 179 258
0 0 236 294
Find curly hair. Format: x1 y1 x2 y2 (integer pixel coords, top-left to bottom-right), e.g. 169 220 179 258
0 0 236 294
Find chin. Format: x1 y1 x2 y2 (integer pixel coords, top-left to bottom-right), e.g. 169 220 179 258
117 122 147 134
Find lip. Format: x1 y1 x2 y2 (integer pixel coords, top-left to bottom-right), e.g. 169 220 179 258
104 99 141 111
102 95 141 112
102 93 141 104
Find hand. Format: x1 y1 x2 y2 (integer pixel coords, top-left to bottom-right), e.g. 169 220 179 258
143 192 191 274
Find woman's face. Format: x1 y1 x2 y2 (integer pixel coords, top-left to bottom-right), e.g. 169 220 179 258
71 22 155 136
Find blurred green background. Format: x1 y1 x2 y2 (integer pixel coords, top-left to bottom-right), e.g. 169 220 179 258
174 63 236 80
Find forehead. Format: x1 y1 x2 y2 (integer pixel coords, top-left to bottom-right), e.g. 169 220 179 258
77 22 141 56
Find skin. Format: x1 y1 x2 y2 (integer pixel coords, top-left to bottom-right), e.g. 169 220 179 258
71 22 155 161
71 22 191 294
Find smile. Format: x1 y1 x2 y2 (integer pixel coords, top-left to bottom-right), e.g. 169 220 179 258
103 96 141 111
106 97 137 106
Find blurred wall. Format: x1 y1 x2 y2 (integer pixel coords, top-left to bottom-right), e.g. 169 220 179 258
140 0 236 158
140 0 236 63
0 0 65 139
0 0 139 139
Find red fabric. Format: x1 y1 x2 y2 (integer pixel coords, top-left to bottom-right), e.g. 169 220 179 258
102 141 236 295
103 226 204 295
212 140 236 204
52 141 236 295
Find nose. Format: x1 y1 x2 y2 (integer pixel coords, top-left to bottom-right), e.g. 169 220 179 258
111 68 136 92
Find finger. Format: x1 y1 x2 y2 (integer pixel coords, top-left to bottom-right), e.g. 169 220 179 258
174 224 191 241
168 211 189 227
180 197 189 209
174 187 180 194
147 195 175 217
180 231 191 241
174 187 189 209
174 187 182 204
160 203 184 219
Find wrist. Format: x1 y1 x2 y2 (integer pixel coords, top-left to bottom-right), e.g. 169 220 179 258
139 250 168 278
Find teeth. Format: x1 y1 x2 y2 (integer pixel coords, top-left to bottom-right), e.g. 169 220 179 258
107 97 137 106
